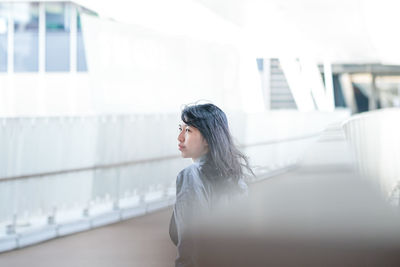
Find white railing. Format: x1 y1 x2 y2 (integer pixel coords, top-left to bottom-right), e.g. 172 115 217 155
0 114 185 228
0 110 350 252
342 108 400 203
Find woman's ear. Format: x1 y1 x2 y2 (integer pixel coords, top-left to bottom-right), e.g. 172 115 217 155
203 138 209 146
204 141 209 153
202 138 209 150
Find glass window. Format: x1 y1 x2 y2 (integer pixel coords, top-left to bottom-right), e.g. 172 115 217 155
77 12 87 72
13 3 39 72
0 4 8 72
45 2 70 72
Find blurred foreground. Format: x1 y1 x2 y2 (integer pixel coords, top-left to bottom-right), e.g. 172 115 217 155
2 126 400 266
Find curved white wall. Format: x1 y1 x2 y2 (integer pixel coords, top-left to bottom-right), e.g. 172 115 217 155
342 108 400 202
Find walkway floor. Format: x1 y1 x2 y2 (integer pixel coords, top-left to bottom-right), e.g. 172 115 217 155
0 207 176 267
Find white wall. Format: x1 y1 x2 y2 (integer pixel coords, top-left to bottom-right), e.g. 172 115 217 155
0 11 265 116
81 14 264 114
0 73 93 116
342 108 400 202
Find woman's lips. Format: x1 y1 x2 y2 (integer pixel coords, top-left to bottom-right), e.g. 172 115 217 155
178 145 185 150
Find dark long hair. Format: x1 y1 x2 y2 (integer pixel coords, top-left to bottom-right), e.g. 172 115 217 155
181 103 255 186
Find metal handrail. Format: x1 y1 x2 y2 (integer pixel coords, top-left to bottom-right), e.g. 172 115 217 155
341 107 400 128
240 132 321 148
0 155 180 183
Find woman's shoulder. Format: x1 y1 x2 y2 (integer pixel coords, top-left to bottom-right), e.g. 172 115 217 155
176 163 206 191
178 162 202 180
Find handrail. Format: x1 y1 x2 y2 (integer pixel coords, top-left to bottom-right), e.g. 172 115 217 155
0 155 179 183
341 107 400 127
241 132 321 148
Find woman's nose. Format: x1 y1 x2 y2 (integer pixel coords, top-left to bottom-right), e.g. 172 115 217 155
177 131 184 142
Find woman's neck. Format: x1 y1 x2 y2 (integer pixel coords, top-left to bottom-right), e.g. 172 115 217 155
193 153 208 163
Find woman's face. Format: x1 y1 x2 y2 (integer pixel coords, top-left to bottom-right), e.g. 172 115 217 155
178 123 208 161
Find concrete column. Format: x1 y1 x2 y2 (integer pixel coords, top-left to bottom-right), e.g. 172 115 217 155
369 74 377 110
323 60 335 111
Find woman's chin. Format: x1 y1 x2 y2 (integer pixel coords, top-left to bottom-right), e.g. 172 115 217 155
183 155 194 159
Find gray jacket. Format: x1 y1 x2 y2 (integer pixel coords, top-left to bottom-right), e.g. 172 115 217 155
169 154 248 267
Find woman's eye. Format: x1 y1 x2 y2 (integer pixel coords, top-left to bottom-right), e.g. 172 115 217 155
186 128 190 132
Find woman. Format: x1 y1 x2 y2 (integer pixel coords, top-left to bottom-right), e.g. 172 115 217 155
169 103 254 267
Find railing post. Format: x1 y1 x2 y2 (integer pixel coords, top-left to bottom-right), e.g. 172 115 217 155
6 213 17 235
47 206 57 225
83 207 89 217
